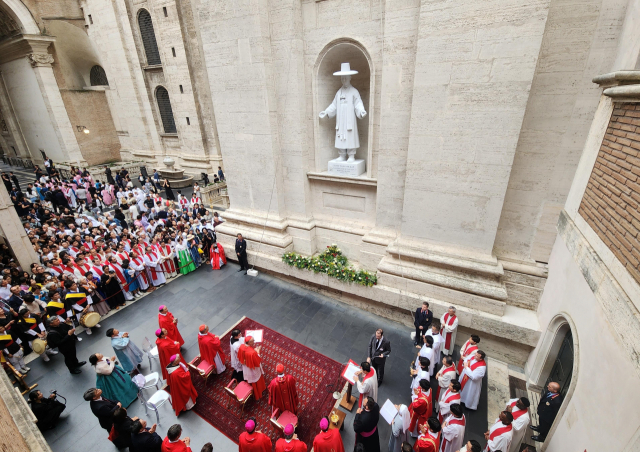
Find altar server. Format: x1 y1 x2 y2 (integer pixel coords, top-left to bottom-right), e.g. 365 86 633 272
238 336 266 399
417 335 435 377
459 350 486 410
457 335 480 375
144 246 167 286
155 328 182 381
158 305 184 346
274 424 307 452
425 323 443 369
107 328 143 372
436 356 457 400
166 355 198 416
506 397 530 452
409 379 432 436
484 411 514 452
268 363 299 415
438 380 461 424
197 324 226 373
410 357 430 400
413 418 441 452
230 329 245 381
239 418 272 452
440 404 465 452
162 424 191 452
355 361 378 408
313 417 345 452
440 307 458 356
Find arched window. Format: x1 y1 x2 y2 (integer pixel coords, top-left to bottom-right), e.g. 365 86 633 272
89 65 109 86
137 9 161 65
156 87 176 134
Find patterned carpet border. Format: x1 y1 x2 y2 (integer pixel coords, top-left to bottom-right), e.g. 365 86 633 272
189 317 344 449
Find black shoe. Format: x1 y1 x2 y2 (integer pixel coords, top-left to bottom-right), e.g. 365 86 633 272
75 361 87 367
529 425 540 432
244 271 248 275
70 369 82 374
237 269 243 272
531 435 544 442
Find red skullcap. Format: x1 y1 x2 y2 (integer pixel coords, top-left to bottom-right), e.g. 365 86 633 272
276 364 284 374
199 325 207 333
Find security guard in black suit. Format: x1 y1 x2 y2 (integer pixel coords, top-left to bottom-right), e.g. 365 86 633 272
531 381 563 442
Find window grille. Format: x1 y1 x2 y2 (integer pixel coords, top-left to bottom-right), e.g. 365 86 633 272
90 65 109 86
138 9 161 65
156 87 177 134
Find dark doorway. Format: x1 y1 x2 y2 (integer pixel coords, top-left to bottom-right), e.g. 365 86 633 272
543 329 573 397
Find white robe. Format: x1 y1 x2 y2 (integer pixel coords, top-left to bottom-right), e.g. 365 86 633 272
485 419 513 452
143 252 167 286
437 366 457 401
439 389 461 420
129 257 149 290
410 367 430 400
241 356 264 384
323 84 366 150
426 330 443 364
440 414 465 452
356 368 378 403
230 338 245 372
439 313 459 356
507 399 530 452
416 344 435 377
459 359 486 410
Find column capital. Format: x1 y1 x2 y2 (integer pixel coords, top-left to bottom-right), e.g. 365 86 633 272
27 53 54 67
0 34 55 65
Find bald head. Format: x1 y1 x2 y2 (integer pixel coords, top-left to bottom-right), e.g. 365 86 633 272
548 382 561 393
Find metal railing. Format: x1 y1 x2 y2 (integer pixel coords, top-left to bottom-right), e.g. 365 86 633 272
1 156 34 169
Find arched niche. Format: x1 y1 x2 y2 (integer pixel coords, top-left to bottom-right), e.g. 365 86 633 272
0 0 39 34
527 313 579 451
313 39 374 177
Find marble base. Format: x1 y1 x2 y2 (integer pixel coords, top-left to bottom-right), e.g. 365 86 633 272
328 158 365 177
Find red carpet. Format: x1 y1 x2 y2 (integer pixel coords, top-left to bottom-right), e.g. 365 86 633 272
190 317 344 449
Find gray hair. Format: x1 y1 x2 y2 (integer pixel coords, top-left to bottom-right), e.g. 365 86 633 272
449 306 456 311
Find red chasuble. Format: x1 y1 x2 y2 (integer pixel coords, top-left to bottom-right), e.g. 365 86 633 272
268 374 299 415
159 312 185 346
275 438 307 452
166 363 198 416
161 437 191 452
413 432 440 452
238 431 273 452
210 244 227 270
198 332 227 366
312 429 345 452
238 344 267 398
156 337 183 381
409 390 432 432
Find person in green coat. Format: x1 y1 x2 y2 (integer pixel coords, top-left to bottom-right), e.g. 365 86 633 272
89 353 138 407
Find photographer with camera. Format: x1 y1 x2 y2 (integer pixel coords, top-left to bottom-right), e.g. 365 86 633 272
28 390 66 430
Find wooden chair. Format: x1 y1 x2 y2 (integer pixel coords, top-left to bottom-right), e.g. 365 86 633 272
188 355 216 384
270 407 299 433
224 378 253 416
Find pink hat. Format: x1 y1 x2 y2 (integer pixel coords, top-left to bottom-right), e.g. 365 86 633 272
319 418 329 430
169 354 177 362
155 329 162 337
159 305 166 312
245 420 255 432
284 424 294 436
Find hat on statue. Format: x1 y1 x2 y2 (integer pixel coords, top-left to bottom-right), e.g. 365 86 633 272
333 62 358 76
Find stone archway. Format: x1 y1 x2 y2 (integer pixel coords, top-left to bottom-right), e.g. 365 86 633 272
527 313 579 450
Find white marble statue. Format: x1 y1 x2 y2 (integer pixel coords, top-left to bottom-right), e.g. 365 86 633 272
319 63 367 162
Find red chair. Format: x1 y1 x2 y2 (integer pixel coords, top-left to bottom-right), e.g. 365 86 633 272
188 356 216 384
270 407 299 433
224 379 253 416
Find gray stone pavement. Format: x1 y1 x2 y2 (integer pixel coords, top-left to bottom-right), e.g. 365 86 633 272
23 262 487 452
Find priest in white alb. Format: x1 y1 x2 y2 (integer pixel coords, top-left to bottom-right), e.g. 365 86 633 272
355 361 378 408
506 397 530 452
484 411 514 452
436 356 457 401
417 335 436 377
440 403 465 452
425 323 443 368
143 245 166 286
410 357 430 400
440 307 458 356
459 350 486 411
438 380 461 424
456 334 480 375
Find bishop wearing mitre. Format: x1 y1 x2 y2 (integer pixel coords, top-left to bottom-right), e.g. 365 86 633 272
166 354 198 416
268 363 299 416
197 324 226 374
158 305 184 346
238 335 267 399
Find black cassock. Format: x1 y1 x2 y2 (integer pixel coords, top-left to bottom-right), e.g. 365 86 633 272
353 403 380 452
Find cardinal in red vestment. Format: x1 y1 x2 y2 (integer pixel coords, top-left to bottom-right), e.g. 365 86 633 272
158 305 185 346
161 424 191 452
275 423 307 452
268 363 299 416
312 418 345 452
239 418 272 452
197 324 227 374
210 243 227 270
166 355 198 416
238 336 267 399
409 379 432 434
156 328 183 381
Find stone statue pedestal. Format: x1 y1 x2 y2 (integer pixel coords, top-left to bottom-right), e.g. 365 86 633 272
328 158 365 177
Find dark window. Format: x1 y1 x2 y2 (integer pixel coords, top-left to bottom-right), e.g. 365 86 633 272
179 85 183 93
186 117 190 125
138 9 161 65
90 65 109 86
88 14 93 24
171 47 176 57
163 7 168 17
156 87 176 134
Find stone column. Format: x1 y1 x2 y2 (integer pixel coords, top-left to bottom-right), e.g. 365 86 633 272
0 183 39 270
0 72 30 159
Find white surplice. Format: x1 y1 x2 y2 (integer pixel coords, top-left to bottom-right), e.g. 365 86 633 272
356 368 378 403
506 398 530 452
439 313 458 356
484 418 513 452
230 338 245 372
459 358 486 410
437 366 457 401
440 414 466 452
410 367 430 400
416 344 435 377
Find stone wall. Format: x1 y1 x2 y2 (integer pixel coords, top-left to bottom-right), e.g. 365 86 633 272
579 102 640 284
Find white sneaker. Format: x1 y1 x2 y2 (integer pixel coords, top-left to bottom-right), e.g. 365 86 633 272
86 329 92 335
48 349 59 355
42 354 50 362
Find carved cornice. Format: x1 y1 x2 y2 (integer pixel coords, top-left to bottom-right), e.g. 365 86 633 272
0 34 55 66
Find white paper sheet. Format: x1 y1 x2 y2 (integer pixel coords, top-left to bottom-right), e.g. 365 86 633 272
380 399 398 424
245 329 264 343
343 362 361 384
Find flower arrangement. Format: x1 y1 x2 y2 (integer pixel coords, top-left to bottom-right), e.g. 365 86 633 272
282 244 377 287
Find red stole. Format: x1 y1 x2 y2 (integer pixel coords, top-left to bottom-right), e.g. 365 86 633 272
312 429 345 452
436 365 456 399
131 257 149 284
49 265 63 276
440 415 465 451
489 423 512 441
460 359 486 391
108 262 128 287
197 332 226 366
166 363 198 416
91 265 104 277
84 241 95 250
457 342 478 374
357 368 376 408
440 314 457 349
509 400 528 420
145 252 159 279
159 312 185 346
438 389 460 423
268 374 299 415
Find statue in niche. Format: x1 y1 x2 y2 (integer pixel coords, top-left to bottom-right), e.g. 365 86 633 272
319 63 367 162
